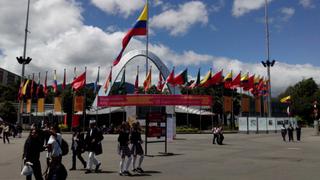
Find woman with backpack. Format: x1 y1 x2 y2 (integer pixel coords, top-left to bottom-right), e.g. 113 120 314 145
45 125 67 180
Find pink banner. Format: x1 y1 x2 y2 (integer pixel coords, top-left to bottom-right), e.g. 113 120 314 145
98 95 212 107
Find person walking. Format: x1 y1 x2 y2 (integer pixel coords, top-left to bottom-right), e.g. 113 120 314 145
23 128 45 180
70 128 86 170
287 124 294 142
3 123 10 144
217 126 224 145
118 122 132 176
211 126 218 144
85 120 103 174
280 124 287 141
45 125 67 180
130 122 144 173
296 124 302 141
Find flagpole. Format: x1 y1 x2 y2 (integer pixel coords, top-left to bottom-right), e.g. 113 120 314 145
96 66 100 123
145 0 149 77
44 71 47 124
53 70 57 124
187 87 189 128
231 89 234 130
36 72 40 119
83 67 87 131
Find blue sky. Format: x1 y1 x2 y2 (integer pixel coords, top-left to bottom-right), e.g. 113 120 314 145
0 0 319 95
81 0 320 66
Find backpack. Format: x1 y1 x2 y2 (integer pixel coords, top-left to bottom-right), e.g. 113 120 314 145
59 138 69 156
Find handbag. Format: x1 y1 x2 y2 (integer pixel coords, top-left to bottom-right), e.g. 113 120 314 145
21 162 33 176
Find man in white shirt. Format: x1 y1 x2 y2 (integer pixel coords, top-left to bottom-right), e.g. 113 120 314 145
47 126 62 158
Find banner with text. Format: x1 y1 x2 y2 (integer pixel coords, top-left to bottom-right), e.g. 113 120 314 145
98 95 212 107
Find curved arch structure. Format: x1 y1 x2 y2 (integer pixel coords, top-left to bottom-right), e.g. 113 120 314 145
93 50 180 107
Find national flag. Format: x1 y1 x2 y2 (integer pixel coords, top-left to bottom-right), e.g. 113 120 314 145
206 70 223 87
30 73 34 98
94 66 100 94
134 67 139 94
243 74 254 91
280 95 291 103
22 79 30 96
260 79 269 97
52 70 58 94
189 68 200 88
17 79 25 100
143 68 152 92
104 68 112 94
200 69 212 86
157 71 165 92
223 71 233 89
173 68 188 85
251 76 263 96
43 71 48 96
113 4 148 66
231 72 241 89
240 72 249 88
62 69 66 90
166 67 175 86
71 72 86 91
36 72 41 98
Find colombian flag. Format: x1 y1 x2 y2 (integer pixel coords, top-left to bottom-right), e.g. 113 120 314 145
113 4 148 66
52 70 58 94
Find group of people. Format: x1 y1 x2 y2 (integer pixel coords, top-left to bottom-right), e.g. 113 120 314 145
0 121 23 144
22 119 145 180
23 124 68 180
212 125 224 145
280 123 302 142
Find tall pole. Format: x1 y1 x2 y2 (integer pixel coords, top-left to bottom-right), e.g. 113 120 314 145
265 0 272 117
82 67 87 131
18 0 31 125
145 0 149 77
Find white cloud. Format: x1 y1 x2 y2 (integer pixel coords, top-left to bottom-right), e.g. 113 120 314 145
211 0 225 13
280 7 295 21
232 0 272 17
90 0 145 18
150 1 208 36
299 0 316 8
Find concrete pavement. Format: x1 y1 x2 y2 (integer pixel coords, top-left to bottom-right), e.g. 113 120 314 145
1 128 320 180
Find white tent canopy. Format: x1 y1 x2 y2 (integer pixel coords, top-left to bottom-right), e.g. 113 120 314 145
175 106 215 115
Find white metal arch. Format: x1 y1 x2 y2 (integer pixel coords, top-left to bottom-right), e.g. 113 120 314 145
93 50 180 107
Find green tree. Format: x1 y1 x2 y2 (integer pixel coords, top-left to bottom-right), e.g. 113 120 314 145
0 101 17 124
278 78 319 124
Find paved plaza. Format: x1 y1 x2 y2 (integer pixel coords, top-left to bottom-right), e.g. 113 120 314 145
1 128 320 180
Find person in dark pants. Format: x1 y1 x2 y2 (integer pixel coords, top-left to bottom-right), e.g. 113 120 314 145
296 124 302 141
118 122 132 176
280 124 287 141
85 120 103 174
130 122 144 173
3 123 10 144
70 129 87 170
23 128 45 180
211 126 218 144
287 124 294 142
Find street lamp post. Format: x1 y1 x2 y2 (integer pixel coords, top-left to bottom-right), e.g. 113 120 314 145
16 0 32 125
261 0 275 119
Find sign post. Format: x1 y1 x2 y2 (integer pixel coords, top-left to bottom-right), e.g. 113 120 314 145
145 112 167 156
